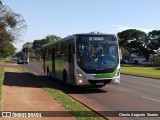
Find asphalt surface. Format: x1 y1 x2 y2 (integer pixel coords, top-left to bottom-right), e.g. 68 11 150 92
21 61 160 120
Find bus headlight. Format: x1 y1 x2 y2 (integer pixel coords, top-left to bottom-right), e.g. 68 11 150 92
112 69 120 84
78 73 83 77
114 69 120 77
76 70 85 79
78 79 83 84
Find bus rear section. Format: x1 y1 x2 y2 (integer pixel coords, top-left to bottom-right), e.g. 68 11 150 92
17 52 29 64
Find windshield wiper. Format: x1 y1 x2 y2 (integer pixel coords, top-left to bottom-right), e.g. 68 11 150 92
88 42 96 54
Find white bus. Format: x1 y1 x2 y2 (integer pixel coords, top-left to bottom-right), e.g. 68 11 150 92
17 51 29 64
42 32 120 87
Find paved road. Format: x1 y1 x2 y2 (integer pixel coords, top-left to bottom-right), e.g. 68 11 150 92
22 61 160 120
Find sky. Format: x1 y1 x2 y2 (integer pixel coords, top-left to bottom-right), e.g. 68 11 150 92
3 0 160 51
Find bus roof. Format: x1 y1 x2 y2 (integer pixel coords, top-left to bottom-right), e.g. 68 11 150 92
42 38 65 49
42 32 116 49
74 32 115 36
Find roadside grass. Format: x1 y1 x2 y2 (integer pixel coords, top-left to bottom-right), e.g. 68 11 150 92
0 59 15 64
44 88 105 120
0 67 4 111
121 65 160 79
19 68 106 120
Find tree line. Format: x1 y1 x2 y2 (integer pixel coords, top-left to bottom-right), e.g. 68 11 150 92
0 5 26 58
118 29 160 61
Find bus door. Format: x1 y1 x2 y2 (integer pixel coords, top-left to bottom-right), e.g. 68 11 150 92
52 48 55 75
68 44 75 83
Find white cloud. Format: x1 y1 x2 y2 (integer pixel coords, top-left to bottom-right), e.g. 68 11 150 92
113 24 152 33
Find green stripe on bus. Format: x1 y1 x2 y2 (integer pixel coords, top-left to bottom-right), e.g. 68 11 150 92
95 70 116 78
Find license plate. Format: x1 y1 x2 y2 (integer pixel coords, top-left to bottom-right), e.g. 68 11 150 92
96 83 104 85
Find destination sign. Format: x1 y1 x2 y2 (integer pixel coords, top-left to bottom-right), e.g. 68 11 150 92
78 35 116 42
89 37 104 41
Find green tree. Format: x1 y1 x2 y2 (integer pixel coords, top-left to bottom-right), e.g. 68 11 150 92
32 39 44 50
23 42 33 48
148 30 160 51
28 48 36 59
45 34 61 43
121 48 130 60
0 42 16 58
118 29 150 60
0 5 26 42
0 5 26 58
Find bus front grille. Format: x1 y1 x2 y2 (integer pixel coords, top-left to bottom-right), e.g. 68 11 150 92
88 79 112 85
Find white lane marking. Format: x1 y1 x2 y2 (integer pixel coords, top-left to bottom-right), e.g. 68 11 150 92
123 79 160 88
142 96 160 103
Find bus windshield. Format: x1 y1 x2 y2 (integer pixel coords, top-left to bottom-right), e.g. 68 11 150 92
76 42 119 73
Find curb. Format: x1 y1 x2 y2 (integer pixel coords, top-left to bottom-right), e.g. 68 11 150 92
68 94 108 120
25 67 108 120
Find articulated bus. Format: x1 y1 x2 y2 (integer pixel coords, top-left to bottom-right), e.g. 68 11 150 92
41 32 120 87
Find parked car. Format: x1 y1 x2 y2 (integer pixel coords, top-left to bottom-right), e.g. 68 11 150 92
127 61 134 64
139 60 153 65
